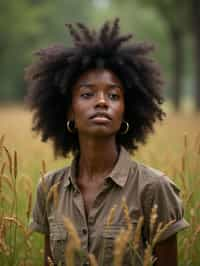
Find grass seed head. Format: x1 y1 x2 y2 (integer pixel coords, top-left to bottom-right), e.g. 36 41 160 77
63 216 81 249
106 204 117 226
132 216 144 251
88 253 98 266
121 197 132 232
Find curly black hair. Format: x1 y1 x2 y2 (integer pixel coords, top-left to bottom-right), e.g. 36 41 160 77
25 18 165 157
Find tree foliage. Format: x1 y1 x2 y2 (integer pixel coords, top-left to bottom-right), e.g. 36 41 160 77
0 0 92 102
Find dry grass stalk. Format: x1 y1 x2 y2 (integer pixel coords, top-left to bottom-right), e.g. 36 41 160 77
0 162 7 194
41 160 47 175
184 133 188 151
65 241 76 266
1 174 13 190
47 256 54 266
113 228 130 266
149 204 158 242
132 216 144 250
0 237 10 256
106 204 117 226
88 253 98 266
0 220 10 255
63 216 81 249
143 244 153 266
13 150 17 179
122 197 132 232
41 173 47 194
26 191 32 220
3 146 12 176
152 220 175 248
0 161 6 176
63 216 81 266
3 216 28 236
0 135 5 157
47 182 60 208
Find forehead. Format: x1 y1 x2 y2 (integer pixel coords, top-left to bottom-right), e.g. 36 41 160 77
73 68 123 87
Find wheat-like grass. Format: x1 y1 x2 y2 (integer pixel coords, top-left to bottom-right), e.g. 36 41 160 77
26 192 32 221
132 216 144 250
149 204 158 242
3 146 12 177
152 220 175 248
88 253 98 266
63 216 81 249
143 244 153 266
113 228 130 266
42 160 47 175
0 111 200 265
121 197 132 232
106 204 117 226
13 150 17 179
47 256 54 266
47 182 60 209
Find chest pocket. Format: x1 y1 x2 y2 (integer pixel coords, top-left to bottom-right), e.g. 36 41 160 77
102 222 140 266
49 222 68 265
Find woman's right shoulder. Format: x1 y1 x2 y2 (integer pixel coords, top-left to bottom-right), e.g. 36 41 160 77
37 165 70 192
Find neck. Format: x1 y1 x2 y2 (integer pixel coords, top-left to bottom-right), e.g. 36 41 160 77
77 136 119 182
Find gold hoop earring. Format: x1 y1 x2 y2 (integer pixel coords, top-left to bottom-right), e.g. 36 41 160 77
67 120 75 133
120 120 129 135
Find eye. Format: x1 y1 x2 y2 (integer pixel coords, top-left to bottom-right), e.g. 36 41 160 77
80 92 93 98
109 93 120 100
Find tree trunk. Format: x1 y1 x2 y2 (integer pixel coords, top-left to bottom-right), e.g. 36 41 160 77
191 0 200 111
170 28 184 111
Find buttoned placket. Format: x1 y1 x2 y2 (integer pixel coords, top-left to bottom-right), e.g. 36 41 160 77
72 188 89 251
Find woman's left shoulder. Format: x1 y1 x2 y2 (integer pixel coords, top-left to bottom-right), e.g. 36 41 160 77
136 162 180 192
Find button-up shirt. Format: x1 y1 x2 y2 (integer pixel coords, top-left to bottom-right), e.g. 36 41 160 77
30 147 188 265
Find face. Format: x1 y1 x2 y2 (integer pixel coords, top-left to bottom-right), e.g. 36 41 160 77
69 69 125 138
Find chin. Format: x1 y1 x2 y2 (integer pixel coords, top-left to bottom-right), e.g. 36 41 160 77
88 127 118 137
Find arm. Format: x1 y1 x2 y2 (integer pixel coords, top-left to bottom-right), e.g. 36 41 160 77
154 234 177 266
44 234 53 266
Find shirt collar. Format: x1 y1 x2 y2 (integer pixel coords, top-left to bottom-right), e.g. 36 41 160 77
107 146 134 187
63 146 134 189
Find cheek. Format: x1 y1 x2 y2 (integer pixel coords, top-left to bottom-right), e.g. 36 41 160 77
71 102 88 126
117 102 125 120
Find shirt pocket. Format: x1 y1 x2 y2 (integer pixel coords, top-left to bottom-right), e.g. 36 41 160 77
49 222 68 265
102 221 139 266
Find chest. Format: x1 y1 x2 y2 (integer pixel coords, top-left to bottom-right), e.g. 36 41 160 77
47 177 143 266
76 178 105 216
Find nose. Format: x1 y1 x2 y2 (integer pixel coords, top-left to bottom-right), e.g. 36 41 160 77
95 92 108 108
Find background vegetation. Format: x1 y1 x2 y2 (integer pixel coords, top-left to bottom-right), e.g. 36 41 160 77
0 105 200 265
0 0 200 111
0 0 200 265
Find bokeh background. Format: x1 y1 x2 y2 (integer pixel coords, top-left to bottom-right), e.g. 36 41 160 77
0 1 200 265
1 0 200 111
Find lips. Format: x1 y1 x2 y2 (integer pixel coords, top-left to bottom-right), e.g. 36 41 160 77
90 112 112 120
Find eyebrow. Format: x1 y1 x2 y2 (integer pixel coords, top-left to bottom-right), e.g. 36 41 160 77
78 82 123 89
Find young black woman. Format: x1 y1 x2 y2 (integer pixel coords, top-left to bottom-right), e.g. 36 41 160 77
25 19 189 266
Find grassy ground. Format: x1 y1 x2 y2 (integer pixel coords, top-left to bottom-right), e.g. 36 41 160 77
0 105 200 265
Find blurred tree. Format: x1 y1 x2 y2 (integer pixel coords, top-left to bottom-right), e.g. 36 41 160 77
113 0 188 111
0 0 47 101
0 0 93 102
191 0 200 111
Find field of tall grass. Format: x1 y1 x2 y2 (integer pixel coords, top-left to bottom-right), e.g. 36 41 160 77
0 105 200 266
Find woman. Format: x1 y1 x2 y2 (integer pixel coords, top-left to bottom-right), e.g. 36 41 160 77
25 19 188 266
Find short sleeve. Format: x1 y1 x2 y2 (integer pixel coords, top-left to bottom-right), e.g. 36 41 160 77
29 178 49 234
142 176 189 243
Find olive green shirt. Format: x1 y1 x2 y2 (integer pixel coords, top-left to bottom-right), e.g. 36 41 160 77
30 147 188 266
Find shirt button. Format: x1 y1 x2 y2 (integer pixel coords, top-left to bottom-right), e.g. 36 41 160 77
82 228 88 235
82 262 90 266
